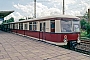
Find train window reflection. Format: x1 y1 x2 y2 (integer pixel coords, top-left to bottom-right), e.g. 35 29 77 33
61 20 72 32
73 20 80 32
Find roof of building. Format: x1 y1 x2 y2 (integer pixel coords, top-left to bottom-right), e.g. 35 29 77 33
0 11 14 18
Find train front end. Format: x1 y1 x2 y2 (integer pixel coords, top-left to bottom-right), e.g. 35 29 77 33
60 18 80 48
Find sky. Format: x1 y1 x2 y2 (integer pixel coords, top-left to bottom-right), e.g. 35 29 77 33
0 0 90 21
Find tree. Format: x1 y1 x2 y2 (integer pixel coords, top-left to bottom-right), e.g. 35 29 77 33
9 17 14 22
86 23 90 38
80 19 87 30
1 17 14 24
83 11 88 19
19 18 25 21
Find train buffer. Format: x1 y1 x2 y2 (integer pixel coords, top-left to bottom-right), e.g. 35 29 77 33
0 31 90 60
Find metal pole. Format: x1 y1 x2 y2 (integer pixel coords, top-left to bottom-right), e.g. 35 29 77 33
34 0 36 18
63 0 65 15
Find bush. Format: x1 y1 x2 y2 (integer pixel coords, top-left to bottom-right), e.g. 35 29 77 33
80 19 87 30
87 34 90 38
80 30 87 37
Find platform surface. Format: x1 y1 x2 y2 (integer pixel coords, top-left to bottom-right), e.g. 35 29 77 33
0 31 90 60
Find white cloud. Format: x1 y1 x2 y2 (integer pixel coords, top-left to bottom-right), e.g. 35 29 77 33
5 12 24 22
5 0 90 22
49 0 90 15
48 0 75 4
13 2 62 19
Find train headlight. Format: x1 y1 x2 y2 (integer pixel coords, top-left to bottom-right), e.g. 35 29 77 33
64 35 67 43
77 34 80 43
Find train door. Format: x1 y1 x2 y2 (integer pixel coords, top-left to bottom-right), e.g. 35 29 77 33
39 22 46 40
50 20 55 32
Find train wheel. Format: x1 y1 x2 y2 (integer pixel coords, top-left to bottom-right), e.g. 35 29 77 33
67 41 77 50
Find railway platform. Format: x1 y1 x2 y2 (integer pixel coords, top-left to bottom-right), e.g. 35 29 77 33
0 31 90 60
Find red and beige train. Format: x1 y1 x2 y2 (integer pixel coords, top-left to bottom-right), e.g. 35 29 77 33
1 15 81 48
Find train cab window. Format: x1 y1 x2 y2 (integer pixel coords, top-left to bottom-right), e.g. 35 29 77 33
50 20 55 32
61 20 72 32
73 20 80 32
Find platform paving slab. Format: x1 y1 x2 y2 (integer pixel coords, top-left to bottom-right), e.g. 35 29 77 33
0 31 90 60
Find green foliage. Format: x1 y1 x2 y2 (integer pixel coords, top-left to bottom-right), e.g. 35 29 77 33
2 17 14 24
83 11 88 19
87 34 90 38
19 18 25 21
9 17 14 22
80 11 90 38
86 23 90 34
80 19 87 30
80 30 87 37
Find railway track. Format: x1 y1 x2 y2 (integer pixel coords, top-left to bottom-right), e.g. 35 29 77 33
75 40 90 55
59 40 90 55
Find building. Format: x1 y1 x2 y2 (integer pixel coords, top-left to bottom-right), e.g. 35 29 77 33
0 11 14 21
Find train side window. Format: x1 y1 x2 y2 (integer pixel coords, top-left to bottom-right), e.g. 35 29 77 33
19 23 23 30
33 22 37 31
16 24 18 29
40 22 46 32
21 23 23 30
33 22 36 24
13 24 15 29
15 24 18 29
50 20 55 32
29 22 32 30
24 24 27 30
43 22 46 32
40 23 42 31
19 23 20 30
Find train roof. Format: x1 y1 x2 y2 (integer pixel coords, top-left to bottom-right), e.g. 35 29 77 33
10 15 80 23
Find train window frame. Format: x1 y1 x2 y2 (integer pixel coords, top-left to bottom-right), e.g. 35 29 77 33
29 22 32 31
40 22 46 32
73 20 80 32
15 23 18 29
19 23 23 30
11 24 13 29
40 23 42 31
33 22 37 31
50 20 55 32
12 23 15 29
29 22 37 31
24 23 28 30
61 20 72 32
43 22 46 32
